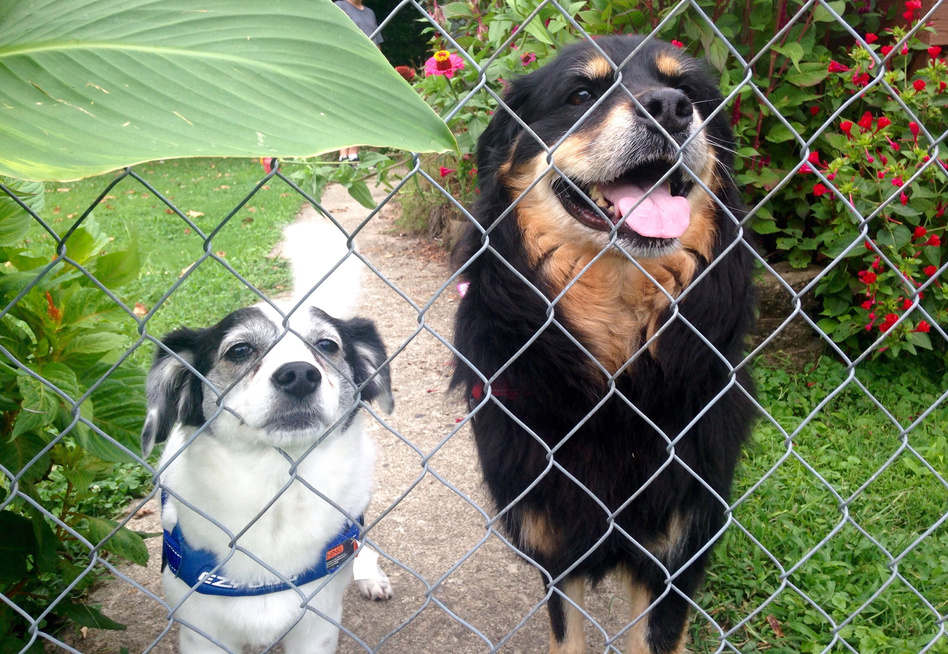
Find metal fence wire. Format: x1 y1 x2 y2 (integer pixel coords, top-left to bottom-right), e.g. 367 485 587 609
3 0 948 653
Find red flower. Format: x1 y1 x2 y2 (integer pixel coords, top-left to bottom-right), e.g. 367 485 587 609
813 183 829 196
901 45 909 55
913 79 927 92
45 291 62 322
810 106 820 115
902 298 914 310
671 40 684 48
926 235 942 247
853 72 871 87
858 111 873 130
913 321 931 333
841 120 854 139
866 33 879 44
799 163 813 173
892 177 904 187
900 191 909 205
929 46 943 59
940 81 947 93
828 60 850 73
906 0 922 10
864 239 875 250
520 52 537 66
862 300 873 310
881 45 895 57
880 313 899 332
909 121 919 137
923 265 938 276
808 151 821 164
439 166 456 178
858 270 878 284
425 50 465 78
876 116 892 130
395 65 416 82
914 226 928 240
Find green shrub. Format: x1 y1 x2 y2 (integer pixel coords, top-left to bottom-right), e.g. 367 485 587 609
0 177 148 651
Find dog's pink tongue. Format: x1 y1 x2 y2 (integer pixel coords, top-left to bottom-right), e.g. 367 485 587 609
601 181 690 239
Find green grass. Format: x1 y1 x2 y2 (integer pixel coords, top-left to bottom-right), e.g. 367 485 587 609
43 157 305 366
693 356 948 654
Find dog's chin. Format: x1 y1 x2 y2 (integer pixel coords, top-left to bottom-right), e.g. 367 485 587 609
264 412 331 440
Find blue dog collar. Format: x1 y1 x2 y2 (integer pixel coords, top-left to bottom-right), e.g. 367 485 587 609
161 492 362 597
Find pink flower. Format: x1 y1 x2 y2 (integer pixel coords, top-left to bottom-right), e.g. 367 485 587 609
900 191 909 205
799 163 813 173
259 157 275 174
439 166 456 178
892 177 904 187
520 52 537 66
425 50 466 78
866 33 879 44
828 60 850 73
671 40 684 48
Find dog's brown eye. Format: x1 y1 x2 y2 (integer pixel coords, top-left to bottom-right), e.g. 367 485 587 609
568 89 594 105
316 339 339 355
225 342 254 361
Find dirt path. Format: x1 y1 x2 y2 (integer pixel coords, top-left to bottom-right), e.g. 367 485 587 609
62 183 633 654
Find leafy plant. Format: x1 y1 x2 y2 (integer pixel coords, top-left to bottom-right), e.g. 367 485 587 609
0 177 148 651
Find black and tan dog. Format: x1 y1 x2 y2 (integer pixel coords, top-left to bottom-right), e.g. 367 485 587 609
451 36 756 654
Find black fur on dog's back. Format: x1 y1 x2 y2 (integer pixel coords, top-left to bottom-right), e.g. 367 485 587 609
451 35 756 654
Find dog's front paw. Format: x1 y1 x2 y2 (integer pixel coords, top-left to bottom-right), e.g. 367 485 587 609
353 546 393 601
356 571 393 601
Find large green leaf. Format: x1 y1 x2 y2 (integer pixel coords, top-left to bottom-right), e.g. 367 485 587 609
0 0 457 181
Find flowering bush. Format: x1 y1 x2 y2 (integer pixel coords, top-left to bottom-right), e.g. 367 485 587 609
795 19 947 357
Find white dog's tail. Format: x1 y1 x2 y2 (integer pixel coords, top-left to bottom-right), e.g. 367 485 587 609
282 221 364 319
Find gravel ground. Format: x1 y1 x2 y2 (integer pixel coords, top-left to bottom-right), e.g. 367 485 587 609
57 182 636 654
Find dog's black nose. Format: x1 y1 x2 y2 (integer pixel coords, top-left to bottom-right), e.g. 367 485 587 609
637 88 693 134
272 362 321 398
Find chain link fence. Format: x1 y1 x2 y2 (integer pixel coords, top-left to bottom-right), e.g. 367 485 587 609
2 0 948 653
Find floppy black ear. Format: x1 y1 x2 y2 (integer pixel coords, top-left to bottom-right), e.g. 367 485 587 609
140 327 206 457
476 75 539 175
340 317 394 414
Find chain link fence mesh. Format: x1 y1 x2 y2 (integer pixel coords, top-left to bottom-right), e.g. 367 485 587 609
2 0 948 653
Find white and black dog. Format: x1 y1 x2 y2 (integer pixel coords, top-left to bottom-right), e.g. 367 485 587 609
141 222 394 653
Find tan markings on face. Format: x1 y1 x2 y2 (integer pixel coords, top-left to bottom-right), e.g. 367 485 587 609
519 509 560 557
502 134 719 374
549 576 586 654
582 55 614 81
655 53 682 78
